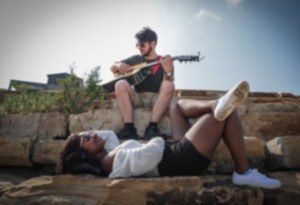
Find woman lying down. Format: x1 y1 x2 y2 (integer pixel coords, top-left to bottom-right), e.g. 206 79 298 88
56 81 281 189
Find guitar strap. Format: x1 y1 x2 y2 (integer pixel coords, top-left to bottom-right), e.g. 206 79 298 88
152 55 162 75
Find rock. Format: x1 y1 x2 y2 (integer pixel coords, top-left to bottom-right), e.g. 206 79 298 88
32 139 65 164
0 113 41 140
69 108 171 138
266 172 300 205
265 136 300 170
207 137 265 174
247 101 300 113
0 113 68 166
241 113 300 140
0 175 264 205
249 92 280 98
37 112 67 140
0 136 33 166
280 93 295 98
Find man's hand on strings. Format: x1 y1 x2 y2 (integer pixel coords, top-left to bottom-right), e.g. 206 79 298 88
161 55 173 73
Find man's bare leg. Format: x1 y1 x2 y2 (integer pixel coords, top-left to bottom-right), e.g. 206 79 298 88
144 80 174 140
151 80 174 123
115 80 134 123
114 80 138 139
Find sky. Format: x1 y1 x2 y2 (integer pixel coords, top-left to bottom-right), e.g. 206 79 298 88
1 0 299 95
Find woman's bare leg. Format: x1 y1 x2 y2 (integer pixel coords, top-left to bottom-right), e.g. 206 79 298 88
223 111 249 174
171 99 249 173
170 99 216 141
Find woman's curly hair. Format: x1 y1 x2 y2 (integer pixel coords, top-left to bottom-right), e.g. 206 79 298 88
56 133 102 175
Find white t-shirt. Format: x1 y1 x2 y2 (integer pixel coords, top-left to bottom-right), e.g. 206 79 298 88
108 137 165 179
79 130 120 151
79 130 165 178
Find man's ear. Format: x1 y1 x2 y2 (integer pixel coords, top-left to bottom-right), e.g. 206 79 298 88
151 41 156 47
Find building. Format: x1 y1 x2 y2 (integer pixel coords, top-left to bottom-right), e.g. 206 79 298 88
8 73 83 91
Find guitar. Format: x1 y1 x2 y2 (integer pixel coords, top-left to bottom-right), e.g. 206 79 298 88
100 52 204 93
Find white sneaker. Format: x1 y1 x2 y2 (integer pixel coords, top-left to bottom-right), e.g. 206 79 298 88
214 81 249 121
232 169 281 189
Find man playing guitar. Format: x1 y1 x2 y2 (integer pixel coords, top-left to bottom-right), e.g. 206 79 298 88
110 27 174 140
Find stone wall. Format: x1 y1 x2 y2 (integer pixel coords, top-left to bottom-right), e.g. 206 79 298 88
0 90 300 204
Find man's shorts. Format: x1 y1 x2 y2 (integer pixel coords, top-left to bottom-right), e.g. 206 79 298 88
133 91 158 108
158 137 211 176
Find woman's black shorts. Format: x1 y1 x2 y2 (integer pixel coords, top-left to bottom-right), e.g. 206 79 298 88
158 137 211 176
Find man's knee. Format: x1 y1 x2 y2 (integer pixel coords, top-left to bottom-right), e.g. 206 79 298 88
160 80 175 94
115 80 130 92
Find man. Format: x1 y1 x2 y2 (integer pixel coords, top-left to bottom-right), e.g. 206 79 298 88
110 27 174 140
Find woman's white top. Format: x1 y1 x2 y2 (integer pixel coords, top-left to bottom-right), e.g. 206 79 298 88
79 130 120 151
79 130 165 179
108 137 165 179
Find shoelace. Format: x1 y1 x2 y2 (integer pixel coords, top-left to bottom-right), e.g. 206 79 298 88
250 169 266 178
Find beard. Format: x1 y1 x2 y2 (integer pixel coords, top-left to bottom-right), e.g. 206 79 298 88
142 45 152 57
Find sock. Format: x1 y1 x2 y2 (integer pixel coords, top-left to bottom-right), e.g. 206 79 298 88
242 168 252 176
149 122 158 128
124 123 135 131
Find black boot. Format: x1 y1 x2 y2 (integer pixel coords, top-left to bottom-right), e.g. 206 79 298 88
143 123 166 140
117 123 138 140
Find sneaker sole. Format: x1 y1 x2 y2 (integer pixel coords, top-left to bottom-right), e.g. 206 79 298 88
233 180 281 189
215 81 249 121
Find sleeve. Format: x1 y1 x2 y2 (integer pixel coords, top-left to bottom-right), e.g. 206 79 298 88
108 137 165 178
94 130 120 151
79 130 120 152
121 55 143 66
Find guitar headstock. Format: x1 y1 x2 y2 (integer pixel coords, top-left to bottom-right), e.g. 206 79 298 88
175 52 205 63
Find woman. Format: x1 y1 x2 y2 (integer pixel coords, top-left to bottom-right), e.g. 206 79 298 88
56 81 281 189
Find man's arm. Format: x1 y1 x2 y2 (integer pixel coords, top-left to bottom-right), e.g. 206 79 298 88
110 62 131 74
161 55 174 81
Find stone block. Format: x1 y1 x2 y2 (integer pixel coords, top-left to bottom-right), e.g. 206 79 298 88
0 175 264 205
32 140 65 164
37 112 68 140
208 137 266 174
265 136 300 170
241 113 300 140
0 137 33 166
69 109 124 134
280 93 295 98
249 92 279 97
0 113 41 140
0 112 68 166
246 101 300 113
69 108 171 138
0 113 41 166
267 172 300 205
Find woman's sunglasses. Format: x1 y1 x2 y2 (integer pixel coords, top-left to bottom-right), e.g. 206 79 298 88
81 134 91 141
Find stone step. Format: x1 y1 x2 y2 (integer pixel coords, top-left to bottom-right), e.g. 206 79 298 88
0 172 299 205
69 104 300 140
0 175 264 205
265 136 300 170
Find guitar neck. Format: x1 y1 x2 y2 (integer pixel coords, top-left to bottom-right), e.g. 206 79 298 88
124 52 202 73
132 56 182 70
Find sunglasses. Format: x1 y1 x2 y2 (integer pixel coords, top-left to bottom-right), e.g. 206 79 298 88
81 134 91 141
136 42 146 48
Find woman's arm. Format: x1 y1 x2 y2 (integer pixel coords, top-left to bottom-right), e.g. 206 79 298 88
108 137 165 178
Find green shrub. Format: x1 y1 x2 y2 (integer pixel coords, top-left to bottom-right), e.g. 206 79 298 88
0 65 103 115
0 91 59 115
56 65 103 114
